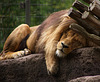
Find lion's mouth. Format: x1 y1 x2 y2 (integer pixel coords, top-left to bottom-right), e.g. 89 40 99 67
56 49 66 58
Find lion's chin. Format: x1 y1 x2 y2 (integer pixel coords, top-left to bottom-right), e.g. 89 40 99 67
56 50 66 58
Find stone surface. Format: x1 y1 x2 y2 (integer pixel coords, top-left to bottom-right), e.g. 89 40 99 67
0 47 100 82
69 75 100 82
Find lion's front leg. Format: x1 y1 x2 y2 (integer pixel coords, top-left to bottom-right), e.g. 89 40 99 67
44 33 62 75
45 53 59 75
11 48 31 58
0 48 31 60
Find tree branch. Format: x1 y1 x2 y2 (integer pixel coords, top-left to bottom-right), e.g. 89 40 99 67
82 11 100 30
88 0 100 18
72 0 88 13
68 8 100 36
69 23 100 46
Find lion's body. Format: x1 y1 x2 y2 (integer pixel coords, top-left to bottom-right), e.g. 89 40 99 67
0 10 98 75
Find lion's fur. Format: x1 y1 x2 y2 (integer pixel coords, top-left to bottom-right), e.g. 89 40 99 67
3 24 31 52
0 9 98 74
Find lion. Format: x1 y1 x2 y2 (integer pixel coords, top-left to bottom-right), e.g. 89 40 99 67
0 10 98 75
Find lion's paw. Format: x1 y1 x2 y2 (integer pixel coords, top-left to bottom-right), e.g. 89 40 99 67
46 62 59 75
13 48 31 58
13 52 24 58
47 66 59 76
24 48 31 55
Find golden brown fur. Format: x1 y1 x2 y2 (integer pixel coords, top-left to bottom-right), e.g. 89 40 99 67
0 10 98 75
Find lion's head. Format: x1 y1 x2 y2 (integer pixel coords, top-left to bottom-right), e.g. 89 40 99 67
56 30 86 58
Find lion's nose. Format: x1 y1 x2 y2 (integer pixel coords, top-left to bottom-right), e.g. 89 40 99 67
61 42 69 48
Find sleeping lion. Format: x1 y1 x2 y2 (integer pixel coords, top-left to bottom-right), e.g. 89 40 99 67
0 10 98 75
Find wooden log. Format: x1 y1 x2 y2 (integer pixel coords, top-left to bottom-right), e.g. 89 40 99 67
82 0 93 4
72 0 88 13
69 23 100 46
82 11 100 30
93 0 100 5
68 8 100 36
88 0 100 18
68 8 81 18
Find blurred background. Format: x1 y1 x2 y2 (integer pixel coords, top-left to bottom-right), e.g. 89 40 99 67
0 0 85 52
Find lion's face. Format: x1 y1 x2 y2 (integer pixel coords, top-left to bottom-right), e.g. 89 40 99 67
56 31 85 58
56 39 71 57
